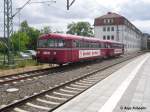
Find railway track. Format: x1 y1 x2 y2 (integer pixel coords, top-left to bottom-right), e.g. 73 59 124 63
0 64 77 85
0 52 144 112
0 52 143 86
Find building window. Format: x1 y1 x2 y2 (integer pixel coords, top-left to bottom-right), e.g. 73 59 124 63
104 19 107 24
111 27 114 31
103 27 106 31
111 35 114 40
107 19 110 23
110 19 114 23
107 27 110 31
103 35 106 40
107 35 110 40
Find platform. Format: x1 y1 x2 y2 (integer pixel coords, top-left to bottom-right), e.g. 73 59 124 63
53 53 150 112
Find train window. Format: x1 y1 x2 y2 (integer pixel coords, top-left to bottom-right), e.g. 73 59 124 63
78 42 81 48
80 41 84 48
99 43 102 48
100 43 105 48
111 43 123 48
47 39 65 48
38 39 48 48
107 44 111 48
84 41 88 48
58 40 65 47
48 39 55 47
64 40 72 48
76 41 80 48
73 41 76 48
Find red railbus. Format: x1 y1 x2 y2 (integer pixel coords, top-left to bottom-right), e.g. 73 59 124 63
36 33 124 65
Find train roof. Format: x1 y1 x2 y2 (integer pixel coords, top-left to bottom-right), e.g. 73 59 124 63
39 33 123 44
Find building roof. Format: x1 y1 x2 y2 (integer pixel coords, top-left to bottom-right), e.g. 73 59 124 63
94 12 142 34
95 12 124 19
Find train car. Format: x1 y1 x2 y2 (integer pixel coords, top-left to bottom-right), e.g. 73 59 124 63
104 40 124 57
36 33 124 65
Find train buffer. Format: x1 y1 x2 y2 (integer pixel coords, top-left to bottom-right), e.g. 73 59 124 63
54 53 150 112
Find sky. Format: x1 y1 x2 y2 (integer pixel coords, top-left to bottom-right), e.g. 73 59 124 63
0 0 150 35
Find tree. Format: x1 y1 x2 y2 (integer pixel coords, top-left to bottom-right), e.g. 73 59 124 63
11 32 30 52
67 22 93 37
19 20 40 50
20 21 29 33
0 41 7 53
41 26 52 34
27 27 40 50
54 30 64 34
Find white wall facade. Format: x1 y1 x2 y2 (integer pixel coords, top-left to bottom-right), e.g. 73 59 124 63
94 25 142 53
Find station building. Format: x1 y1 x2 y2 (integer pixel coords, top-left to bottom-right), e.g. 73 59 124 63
94 12 143 53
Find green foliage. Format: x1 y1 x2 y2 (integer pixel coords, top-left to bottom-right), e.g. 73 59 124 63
20 20 40 50
41 26 52 34
20 21 29 32
67 22 94 37
0 59 38 70
54 31 64 33
27 28 40 50
16 59 38 68
11 32 30 51
0 41 7 53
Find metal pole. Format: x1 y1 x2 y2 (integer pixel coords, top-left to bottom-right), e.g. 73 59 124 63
67 0 69 10
4 0 14 65
17 8 21 52
6 0 10 64
19 12 20 52
3 0 6 64
67 0 75 10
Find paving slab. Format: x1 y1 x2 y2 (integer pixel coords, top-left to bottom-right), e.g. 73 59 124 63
53 53 150 112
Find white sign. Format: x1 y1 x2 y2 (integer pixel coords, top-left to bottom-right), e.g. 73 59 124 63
79 50 101 58
114 49 122 54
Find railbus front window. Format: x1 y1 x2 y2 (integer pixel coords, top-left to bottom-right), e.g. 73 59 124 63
58 40 65 47
47 39 65 48
48 39 55 47
38 39 48 48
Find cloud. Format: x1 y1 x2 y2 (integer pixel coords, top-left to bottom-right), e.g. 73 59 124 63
13 0 110 32
119 0 150 21
132 20 150 33
0 0 150 34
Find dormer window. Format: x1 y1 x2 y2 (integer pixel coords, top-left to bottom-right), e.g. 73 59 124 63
104 19 114 24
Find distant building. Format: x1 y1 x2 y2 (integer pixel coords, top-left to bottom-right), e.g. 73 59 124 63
143 33 150 49
94 12 143 53
142 33 149 50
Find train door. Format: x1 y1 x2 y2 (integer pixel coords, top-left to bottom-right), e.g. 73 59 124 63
66 40 72 63
71 40 77 62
